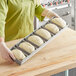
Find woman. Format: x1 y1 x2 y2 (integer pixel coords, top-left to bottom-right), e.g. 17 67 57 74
0 0 59 63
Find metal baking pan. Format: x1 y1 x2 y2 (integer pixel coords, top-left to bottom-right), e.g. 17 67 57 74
10 17 69 65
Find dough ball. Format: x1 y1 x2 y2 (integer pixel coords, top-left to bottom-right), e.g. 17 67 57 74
35 28 51 40
19 42 35 53
12 49 26 60
28 35 44 46
45 23 59 34
51 18 66 28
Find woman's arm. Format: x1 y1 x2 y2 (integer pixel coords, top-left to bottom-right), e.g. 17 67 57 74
0 0 15 63
41 9 60 18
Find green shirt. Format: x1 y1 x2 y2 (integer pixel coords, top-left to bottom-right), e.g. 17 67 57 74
0 0 45 42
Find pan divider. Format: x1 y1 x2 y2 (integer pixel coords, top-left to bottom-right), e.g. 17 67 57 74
24 39 39 48
15 45 30 56
33 33 48 41
42 27 56 35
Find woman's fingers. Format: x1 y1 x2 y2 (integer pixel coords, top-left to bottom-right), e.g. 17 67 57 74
2 54 14 63
8 56 14 63
8 51 16 60
7 56 14 63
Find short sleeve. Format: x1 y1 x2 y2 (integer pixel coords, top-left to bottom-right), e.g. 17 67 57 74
0 0 8 37
35 3 45 21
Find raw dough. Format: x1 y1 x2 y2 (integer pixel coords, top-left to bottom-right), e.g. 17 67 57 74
35 28 51 40
28 35 44 46
19 42 35 53
45 23 59 34
12 49 26 60
51 18 66 28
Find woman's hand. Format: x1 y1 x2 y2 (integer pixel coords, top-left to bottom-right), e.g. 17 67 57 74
0 38 15 63
41 9 60 18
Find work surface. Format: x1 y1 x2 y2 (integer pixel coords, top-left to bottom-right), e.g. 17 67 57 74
0 28 76 76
